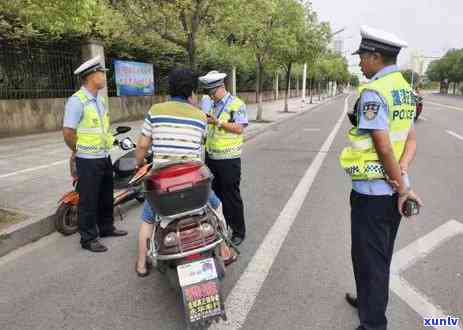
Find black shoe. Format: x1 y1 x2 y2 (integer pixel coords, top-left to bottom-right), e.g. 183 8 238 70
355 326 365 330
82 239 108 253
345 293 358 309
100 228 128 237
231 235 245 246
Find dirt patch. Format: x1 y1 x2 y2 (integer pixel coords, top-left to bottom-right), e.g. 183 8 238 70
0 208 27 231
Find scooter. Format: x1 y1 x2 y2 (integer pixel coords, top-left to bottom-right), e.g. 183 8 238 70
145 161 235 329
54 126 152 235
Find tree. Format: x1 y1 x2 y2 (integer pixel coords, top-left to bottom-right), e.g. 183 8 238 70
227 0 282 120
25 0 123 41
401 69 421 89
427 48 463 94
117 0 230 69
273 3 330 111
0 0 39 41
224 0 331 120
350 74 359 88
271 0 306 112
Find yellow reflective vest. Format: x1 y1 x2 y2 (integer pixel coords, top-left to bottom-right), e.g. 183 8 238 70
339 71 415 180
206 96 245 160
74 90 114 155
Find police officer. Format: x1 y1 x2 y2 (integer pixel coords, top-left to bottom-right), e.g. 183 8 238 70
63 56 127 253
199 71 248 246
339 26 424 330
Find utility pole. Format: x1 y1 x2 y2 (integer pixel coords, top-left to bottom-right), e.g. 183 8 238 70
227 33 237 96
301 63 307 111
232 67 237 96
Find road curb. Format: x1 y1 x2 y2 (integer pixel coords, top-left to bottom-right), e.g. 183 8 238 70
0 214 55 257
0 94 344 258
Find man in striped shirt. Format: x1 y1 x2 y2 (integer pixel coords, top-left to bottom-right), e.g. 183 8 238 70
134 69 223 276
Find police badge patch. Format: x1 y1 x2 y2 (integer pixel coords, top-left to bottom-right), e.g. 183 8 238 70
362 102 380 121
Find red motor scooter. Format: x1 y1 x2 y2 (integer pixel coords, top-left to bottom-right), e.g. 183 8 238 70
144 161 236 329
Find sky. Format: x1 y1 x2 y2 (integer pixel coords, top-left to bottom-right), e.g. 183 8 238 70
310 0 463 73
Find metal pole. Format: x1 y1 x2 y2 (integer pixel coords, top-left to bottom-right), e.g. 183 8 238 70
232 66 237 96
301 63 307 110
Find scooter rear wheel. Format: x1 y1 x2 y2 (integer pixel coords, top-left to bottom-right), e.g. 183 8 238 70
55 203 79 236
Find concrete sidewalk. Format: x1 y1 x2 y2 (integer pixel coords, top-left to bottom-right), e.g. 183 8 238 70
0 94 337 256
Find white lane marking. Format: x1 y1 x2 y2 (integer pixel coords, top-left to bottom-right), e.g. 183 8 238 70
426 101 463 112
303 128 321 132
391 220 463 274
212 96 350 329
390 278 461 330
0 232 61 267
419 116 428 121
0 159 68 179
390 220 463 330
446 130 463 141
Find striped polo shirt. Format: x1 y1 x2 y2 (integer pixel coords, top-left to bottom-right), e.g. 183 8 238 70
142 98 207 163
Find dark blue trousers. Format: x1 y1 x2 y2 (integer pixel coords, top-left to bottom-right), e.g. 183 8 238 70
350 190 402 330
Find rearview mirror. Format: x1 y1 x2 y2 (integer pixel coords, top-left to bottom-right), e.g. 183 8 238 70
113 126 131 136
116 126 131 134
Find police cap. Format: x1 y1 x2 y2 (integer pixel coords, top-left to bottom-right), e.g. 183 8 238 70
352 25 408 56
198 70 227 90
74 55 108 77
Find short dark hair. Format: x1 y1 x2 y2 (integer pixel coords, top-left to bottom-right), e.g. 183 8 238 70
168 68 196 98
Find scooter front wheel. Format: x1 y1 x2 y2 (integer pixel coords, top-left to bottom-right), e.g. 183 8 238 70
54 203 79 236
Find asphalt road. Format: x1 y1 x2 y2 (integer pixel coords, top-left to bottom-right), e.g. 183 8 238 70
0 93 462 330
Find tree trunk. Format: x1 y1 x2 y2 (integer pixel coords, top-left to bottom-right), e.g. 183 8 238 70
256 59 264 121
284 62 292 112
453 82 457 95
318 81 321 101
187 36 196 70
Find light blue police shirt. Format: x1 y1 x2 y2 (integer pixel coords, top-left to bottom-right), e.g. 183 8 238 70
63 87 110 159
200 95 214 114
201 93 249 126
352 65 411 196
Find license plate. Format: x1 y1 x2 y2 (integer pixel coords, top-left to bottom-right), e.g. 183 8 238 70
177 258 218 287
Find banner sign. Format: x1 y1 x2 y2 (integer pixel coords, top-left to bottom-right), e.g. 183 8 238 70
114 60 154 96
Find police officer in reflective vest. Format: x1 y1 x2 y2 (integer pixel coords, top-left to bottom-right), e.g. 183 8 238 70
199 71 248 246
63 56 127 253
339 26 423 330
